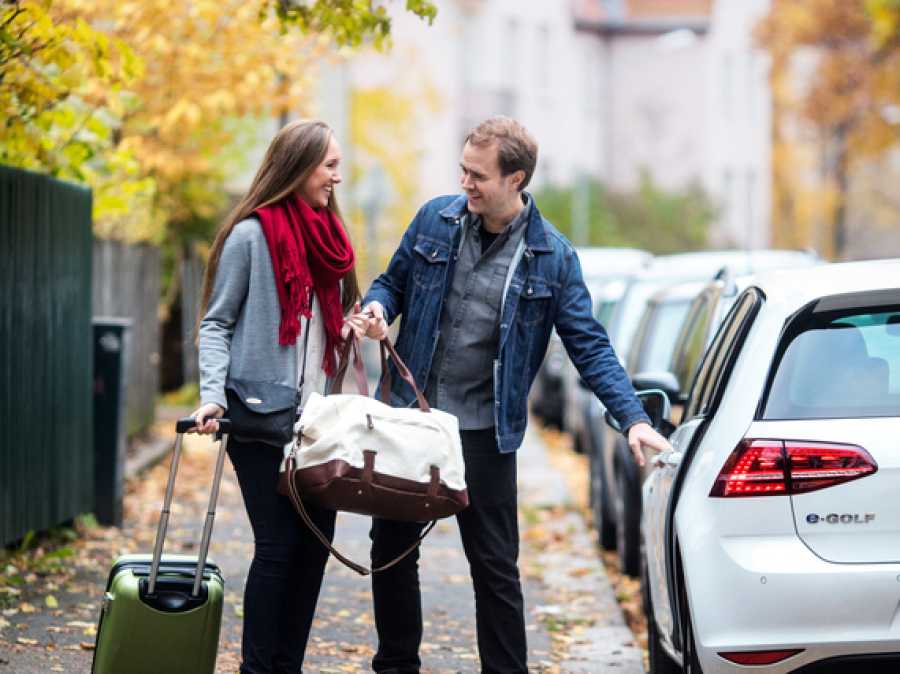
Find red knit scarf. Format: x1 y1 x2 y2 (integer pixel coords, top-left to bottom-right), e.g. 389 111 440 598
255 194 355 376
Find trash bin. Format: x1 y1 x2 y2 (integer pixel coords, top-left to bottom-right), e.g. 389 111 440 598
93 318 131 527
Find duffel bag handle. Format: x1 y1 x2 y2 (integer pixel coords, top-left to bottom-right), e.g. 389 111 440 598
379 339 431 412
283 453 435 576
332 335 432 413
331 336 370 396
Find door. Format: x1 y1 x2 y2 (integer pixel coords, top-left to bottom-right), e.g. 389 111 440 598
645 288 764 650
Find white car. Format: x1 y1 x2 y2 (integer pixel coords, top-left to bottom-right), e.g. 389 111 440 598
635 259 900 673
592 250 820 576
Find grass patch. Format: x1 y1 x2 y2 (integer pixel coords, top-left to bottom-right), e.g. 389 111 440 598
159 382 200 407
0 512 98 595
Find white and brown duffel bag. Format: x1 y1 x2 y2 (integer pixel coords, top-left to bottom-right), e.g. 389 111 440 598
280 337 468 575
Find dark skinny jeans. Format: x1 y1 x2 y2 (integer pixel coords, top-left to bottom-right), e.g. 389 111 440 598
227 438 336 674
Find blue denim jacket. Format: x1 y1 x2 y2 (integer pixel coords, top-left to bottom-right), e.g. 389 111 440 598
363 193 649 452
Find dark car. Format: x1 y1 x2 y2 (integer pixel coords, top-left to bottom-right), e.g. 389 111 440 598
587 280 701 557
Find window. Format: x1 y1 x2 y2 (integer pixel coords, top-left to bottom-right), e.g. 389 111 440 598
763 307 900 420
685 289 762 420
635 300 692 375
505 18 520 86
672 293 714 394
721 52 734 120
596 299 617 327
536 23 550 94
616 280 664 360
628 306 655 375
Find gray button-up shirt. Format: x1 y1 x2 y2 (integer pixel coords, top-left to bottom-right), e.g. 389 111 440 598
425 196 532 429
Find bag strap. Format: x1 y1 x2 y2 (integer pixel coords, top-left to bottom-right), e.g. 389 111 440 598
330 334 430 412
330 336 369 396
379 339 431 412
283 453 436 576
296 308 313 406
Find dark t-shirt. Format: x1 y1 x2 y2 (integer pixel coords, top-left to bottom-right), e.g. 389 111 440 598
480 227 500 255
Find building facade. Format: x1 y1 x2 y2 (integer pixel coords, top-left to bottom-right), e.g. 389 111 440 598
312 0 775 251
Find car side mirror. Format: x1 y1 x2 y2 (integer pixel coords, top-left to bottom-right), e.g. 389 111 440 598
604 388 676 438
631 371 683 405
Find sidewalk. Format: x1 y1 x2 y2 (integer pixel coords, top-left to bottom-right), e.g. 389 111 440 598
0 420 641 673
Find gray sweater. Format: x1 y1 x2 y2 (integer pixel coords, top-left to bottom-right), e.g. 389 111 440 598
198 219 328 411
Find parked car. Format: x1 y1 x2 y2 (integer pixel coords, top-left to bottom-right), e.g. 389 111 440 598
574 253 755 456
531 247 650 429
563 277 632 448
634 259 900 674
667 270 753 405
588 249 820 575
585 280 703 550
530 329 568 428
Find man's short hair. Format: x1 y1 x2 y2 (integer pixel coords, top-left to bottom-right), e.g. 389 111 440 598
465 116 538 191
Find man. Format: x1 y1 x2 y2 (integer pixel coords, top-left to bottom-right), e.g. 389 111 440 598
361 116 670 673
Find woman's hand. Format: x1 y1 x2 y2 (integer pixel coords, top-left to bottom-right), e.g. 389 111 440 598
189 403 225 434
363 301 389 341
342 302 370 341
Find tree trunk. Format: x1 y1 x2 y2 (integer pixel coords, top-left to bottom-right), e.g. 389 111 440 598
831 122 850 260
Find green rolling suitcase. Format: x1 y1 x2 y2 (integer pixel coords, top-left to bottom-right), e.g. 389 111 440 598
91 418 231 674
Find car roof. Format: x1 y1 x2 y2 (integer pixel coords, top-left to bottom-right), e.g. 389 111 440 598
576 247 653 279
752 258 900 312
647 279 707 304
635 249 819 283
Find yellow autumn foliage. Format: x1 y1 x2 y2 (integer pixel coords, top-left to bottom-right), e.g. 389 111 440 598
1 0 155 237
2 0 438 243
65 0 326 242
757 0 900 258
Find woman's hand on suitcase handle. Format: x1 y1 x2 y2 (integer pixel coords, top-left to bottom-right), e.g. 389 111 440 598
190 403 225 434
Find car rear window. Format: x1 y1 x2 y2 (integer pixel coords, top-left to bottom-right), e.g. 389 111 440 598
763 308 900 419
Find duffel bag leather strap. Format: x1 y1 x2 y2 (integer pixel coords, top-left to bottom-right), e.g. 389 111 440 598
330 336 369 396
284 454 436 576
379 339 431 412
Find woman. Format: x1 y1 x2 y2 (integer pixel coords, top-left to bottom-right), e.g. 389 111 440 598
191 120 369 673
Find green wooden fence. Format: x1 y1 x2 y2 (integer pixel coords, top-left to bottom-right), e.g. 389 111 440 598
1 165 94 546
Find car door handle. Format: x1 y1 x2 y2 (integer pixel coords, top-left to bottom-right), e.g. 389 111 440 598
654 451 684 468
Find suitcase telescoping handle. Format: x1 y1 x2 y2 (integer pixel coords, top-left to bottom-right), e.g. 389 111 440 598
147 417 231 598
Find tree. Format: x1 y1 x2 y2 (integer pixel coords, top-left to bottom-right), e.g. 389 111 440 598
346 71 441 284
757 0 900 258
1 0 438 244
0 0 155 233
533 172 714 255
271 0 437 49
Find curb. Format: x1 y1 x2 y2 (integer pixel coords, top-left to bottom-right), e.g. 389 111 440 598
518 426 645 673
124 434 172 480
123 405 193 480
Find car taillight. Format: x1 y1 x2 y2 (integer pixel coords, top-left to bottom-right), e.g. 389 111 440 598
718 649 803 665
710 439 877 498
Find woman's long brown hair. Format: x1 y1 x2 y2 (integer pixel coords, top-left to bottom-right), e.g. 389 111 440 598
198 120 361 332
